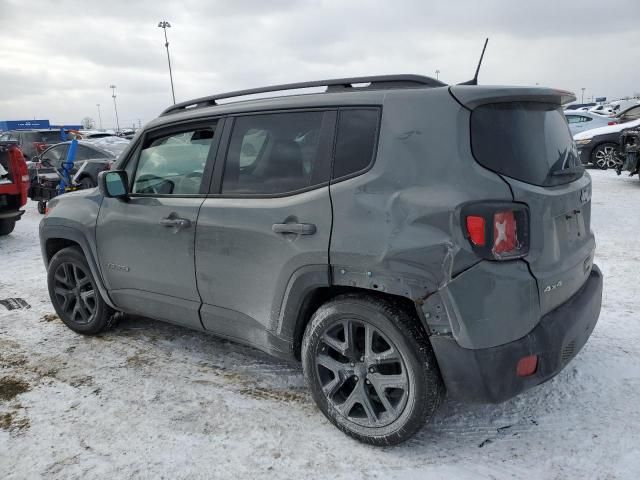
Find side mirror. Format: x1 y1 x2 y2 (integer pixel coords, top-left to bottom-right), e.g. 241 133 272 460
98 170 129 199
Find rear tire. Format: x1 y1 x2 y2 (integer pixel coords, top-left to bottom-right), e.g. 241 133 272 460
47 247 115 335
0 219 16 236
301 294 444 446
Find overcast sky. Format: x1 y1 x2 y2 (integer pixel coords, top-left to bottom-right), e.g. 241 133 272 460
1 0 639 129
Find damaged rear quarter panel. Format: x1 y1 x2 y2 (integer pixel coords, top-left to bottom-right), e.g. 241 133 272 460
329 89 513 305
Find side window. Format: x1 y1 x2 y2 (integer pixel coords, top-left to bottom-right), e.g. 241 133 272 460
43 145 67 167
221 111 327 195
75 145 106 160
581 116 592 122
624 106 640 121
566 115 579 124
332 109 380 179
132 126 215 195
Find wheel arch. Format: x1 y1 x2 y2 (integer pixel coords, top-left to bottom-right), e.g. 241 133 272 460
280 277 427 361
41 226 116 309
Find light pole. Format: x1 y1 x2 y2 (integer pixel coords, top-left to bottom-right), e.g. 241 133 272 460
435 69 440 80
581 87 586 104
110 85 120 133
158 20 176 105
96 103 103 130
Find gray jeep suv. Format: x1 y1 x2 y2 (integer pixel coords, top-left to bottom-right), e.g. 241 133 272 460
40 75 603 445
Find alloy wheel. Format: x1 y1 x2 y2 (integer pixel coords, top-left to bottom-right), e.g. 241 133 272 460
315 318 409 428
594 146 621 169
53 262 97 325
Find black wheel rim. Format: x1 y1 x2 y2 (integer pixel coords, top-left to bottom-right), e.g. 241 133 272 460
53 262 97 325
315 319 409 428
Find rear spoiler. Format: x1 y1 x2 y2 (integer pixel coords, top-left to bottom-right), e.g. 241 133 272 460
449 85 576 110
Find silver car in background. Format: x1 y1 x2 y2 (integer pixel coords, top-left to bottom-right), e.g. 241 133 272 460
565 110 617 136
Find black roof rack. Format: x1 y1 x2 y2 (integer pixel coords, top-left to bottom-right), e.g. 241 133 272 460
160 74 445 116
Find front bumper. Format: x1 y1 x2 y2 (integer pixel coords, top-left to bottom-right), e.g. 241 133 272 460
0 210 25 221
577 146 592 165
430 264 603 403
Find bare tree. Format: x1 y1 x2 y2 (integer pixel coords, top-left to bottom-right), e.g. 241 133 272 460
81 117 95 129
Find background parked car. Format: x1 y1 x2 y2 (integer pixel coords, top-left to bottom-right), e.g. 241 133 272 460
32 138 129 188
588 105 614 116
77 130 116 140
574 118 640 169
0 129 63 161
614 104 640 124
565 111 617 135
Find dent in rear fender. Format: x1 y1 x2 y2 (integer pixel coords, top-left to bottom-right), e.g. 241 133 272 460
423 260 540 349
331 240 458 300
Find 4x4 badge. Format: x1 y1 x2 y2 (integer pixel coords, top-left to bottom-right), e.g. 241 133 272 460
544 280 563 293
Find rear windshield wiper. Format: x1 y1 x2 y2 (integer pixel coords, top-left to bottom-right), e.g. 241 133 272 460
551 166 584 177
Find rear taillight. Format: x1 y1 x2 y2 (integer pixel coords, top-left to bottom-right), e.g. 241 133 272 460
462 202 529 260
607 121 618 125
493 211 517 255
465 216 485 246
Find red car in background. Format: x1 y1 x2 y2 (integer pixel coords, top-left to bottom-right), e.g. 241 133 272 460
0 140 29 236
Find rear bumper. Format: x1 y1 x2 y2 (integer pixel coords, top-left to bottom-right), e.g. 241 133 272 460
430 264 603 403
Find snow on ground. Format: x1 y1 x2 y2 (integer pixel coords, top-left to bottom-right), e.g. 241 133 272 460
1 169 639 479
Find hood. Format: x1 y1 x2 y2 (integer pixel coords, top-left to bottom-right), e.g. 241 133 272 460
573 118 640 140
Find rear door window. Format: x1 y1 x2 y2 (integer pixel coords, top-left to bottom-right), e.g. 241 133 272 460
75 145 107 160
621 106 640 123
471 101 582 186
221 111 331 195
332 108 380 179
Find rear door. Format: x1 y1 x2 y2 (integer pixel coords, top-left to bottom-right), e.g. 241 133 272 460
195 110 335 347
96 121 221 329
466 95 595 315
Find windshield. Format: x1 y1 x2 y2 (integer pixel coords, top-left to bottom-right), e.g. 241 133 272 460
471 101 582 186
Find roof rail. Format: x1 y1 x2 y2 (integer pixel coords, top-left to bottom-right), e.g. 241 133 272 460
160 74 445 116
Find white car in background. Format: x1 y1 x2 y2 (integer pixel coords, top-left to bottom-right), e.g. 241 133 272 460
588 104 615 116
565 110 617 136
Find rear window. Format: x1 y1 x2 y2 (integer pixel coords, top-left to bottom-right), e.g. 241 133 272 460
471 102 582 186
24 131 61 143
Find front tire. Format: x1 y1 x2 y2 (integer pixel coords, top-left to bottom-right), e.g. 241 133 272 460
47 247 114 335
0 219 16 236
301 294 444 446
591 143 621 170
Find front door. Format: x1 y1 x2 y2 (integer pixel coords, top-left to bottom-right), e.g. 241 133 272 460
195 110 336 347
96 121 221 329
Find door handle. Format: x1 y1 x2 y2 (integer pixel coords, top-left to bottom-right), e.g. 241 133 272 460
272 223 316 235
159 217 192 229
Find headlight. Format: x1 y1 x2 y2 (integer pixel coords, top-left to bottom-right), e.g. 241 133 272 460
575 139 592 146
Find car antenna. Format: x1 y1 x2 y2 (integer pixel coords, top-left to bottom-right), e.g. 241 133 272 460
458 38 489 85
